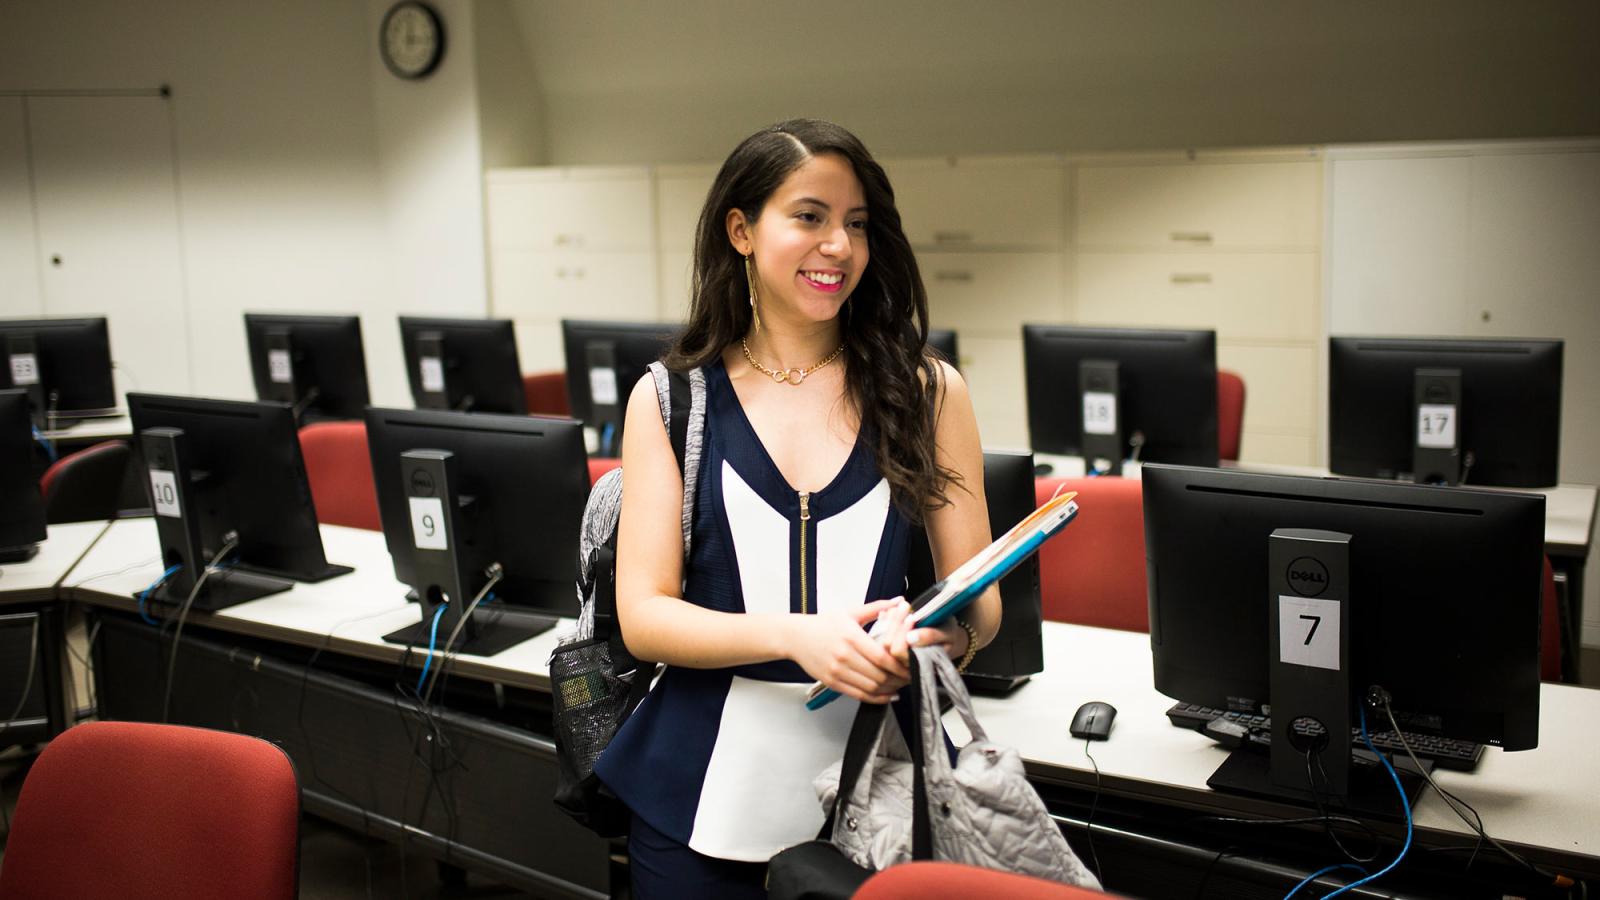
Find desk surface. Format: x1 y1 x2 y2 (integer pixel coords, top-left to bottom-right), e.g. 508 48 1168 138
62 519 1600 873
0 521 109 604
956 623 1600 874
64 519 568 691
40 413 131 442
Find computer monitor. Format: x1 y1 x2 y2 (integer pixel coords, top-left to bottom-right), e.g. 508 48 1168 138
0 317 117 426
127 394 353 611
927 329 959 371
0 390 48 563
1143 463 1542 812
398 316 526 414
1022 325 1218 473
1328 336 1563 488
365 407 590 655
905 449 1042 694
243 313 371 421
560 319 680 457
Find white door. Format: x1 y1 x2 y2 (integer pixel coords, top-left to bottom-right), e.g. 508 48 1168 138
0 98 44 316
27 95 189 398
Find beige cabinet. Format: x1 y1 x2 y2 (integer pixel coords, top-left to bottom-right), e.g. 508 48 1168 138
886 157 1068 250
486 167 659 372
1071 151 1323 465
654 164 717 318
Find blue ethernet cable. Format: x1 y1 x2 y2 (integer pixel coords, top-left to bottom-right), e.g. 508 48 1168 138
416 603 448 694
137 564 183 625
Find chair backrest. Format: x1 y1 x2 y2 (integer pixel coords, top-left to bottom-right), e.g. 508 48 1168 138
1542 555 1561 682
854 861 1109 899
524 370 571 417
39 439 131 523
1217 369 1246 462
0 721 300 900
588 456 622 486
298 420 381 531
1036 476 1148 632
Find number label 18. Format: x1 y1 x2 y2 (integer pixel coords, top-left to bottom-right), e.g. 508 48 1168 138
1083 391 1117 436
9 353 39 386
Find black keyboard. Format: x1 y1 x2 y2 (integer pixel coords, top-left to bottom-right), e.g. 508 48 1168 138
1165 702 1485 771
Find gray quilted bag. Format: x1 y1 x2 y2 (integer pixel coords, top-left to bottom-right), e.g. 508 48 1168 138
814 646 1101 888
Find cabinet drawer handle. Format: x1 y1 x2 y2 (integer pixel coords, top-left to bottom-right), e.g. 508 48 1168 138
1169 231 1213 243
553 233 585 247
934 271 974 283
1170 273 1212 284
933 231 973 244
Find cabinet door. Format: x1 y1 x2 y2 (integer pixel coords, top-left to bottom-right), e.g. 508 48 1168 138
29 96 190 395
0 99 42 315
922 252 1065 337
885 158 1067 250
1075 252 1318 341
1326 156 1474 335
486 168 653 251
655 166 716 258
490 249 658 323
1076 160 1320 250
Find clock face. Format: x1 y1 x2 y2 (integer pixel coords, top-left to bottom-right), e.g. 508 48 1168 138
381 2 444 79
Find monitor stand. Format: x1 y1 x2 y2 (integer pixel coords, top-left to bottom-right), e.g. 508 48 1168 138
0 544 41 564
382 604 556 657
962 672 1031 695
1208 746 1430 821
238 560 354 583
137 566 293 613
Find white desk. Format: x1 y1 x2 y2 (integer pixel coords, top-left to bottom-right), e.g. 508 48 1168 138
40 413 131 443
0 521 110 604
953 623 1600 877
64 519 570 691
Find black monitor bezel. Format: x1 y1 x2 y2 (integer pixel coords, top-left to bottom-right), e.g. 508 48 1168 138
126 392 338 581
1022 324 1218 465
1328 335 1563 488
1143 462 1543 750
559 319 680 427
397 316 526 415
0 389 48 550
364 406 590 620
0 317 117 414
243 313 372 420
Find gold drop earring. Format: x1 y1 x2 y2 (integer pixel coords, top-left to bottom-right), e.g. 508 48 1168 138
744 254 762 334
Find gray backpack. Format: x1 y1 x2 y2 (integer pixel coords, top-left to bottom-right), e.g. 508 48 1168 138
550 362 704 838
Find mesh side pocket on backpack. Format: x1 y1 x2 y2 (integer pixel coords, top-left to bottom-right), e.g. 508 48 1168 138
551 636 635 780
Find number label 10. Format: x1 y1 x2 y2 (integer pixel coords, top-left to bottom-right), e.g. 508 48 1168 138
149 469 181 518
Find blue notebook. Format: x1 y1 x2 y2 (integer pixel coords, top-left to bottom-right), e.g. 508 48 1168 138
805 491 1080 710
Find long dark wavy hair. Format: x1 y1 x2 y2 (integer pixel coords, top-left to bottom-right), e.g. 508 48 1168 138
665 119 956 519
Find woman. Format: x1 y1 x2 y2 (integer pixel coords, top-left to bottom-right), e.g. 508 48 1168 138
594 119 999 898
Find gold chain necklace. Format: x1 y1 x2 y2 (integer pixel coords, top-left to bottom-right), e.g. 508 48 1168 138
740 338 844 386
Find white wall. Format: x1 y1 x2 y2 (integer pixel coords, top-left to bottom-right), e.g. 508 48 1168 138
0 0 492 407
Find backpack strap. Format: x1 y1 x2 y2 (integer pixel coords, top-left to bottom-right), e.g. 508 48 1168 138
648 362 705 560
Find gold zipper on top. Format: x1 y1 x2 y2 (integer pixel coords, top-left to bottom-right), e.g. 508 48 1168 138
798 491 811 614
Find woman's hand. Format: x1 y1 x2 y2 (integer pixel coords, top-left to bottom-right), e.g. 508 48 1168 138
891 619 971 667
789 598 913 704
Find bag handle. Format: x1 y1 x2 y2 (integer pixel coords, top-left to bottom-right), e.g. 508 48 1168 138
824 656 933 861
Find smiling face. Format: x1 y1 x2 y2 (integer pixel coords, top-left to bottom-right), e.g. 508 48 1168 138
727 152 870 329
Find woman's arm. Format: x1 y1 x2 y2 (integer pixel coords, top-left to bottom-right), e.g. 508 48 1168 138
902 361 1001 659
613 374 911 702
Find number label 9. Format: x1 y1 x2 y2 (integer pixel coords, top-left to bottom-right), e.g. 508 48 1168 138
408 496 448 550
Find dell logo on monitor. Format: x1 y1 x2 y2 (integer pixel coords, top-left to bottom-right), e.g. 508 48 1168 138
1286 557 1330 597
409 468 436 496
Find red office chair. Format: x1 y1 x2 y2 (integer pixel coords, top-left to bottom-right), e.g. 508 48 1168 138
524 370 571 417
298 420 381 531
854 861 1111 899
0 721 300 900
1542 555 1561 683
589 457 623 485
1035 476 1148 632
1217 369 1246 462
38 439 131 523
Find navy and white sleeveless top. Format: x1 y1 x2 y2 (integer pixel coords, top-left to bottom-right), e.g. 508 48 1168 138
594 359 913 862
